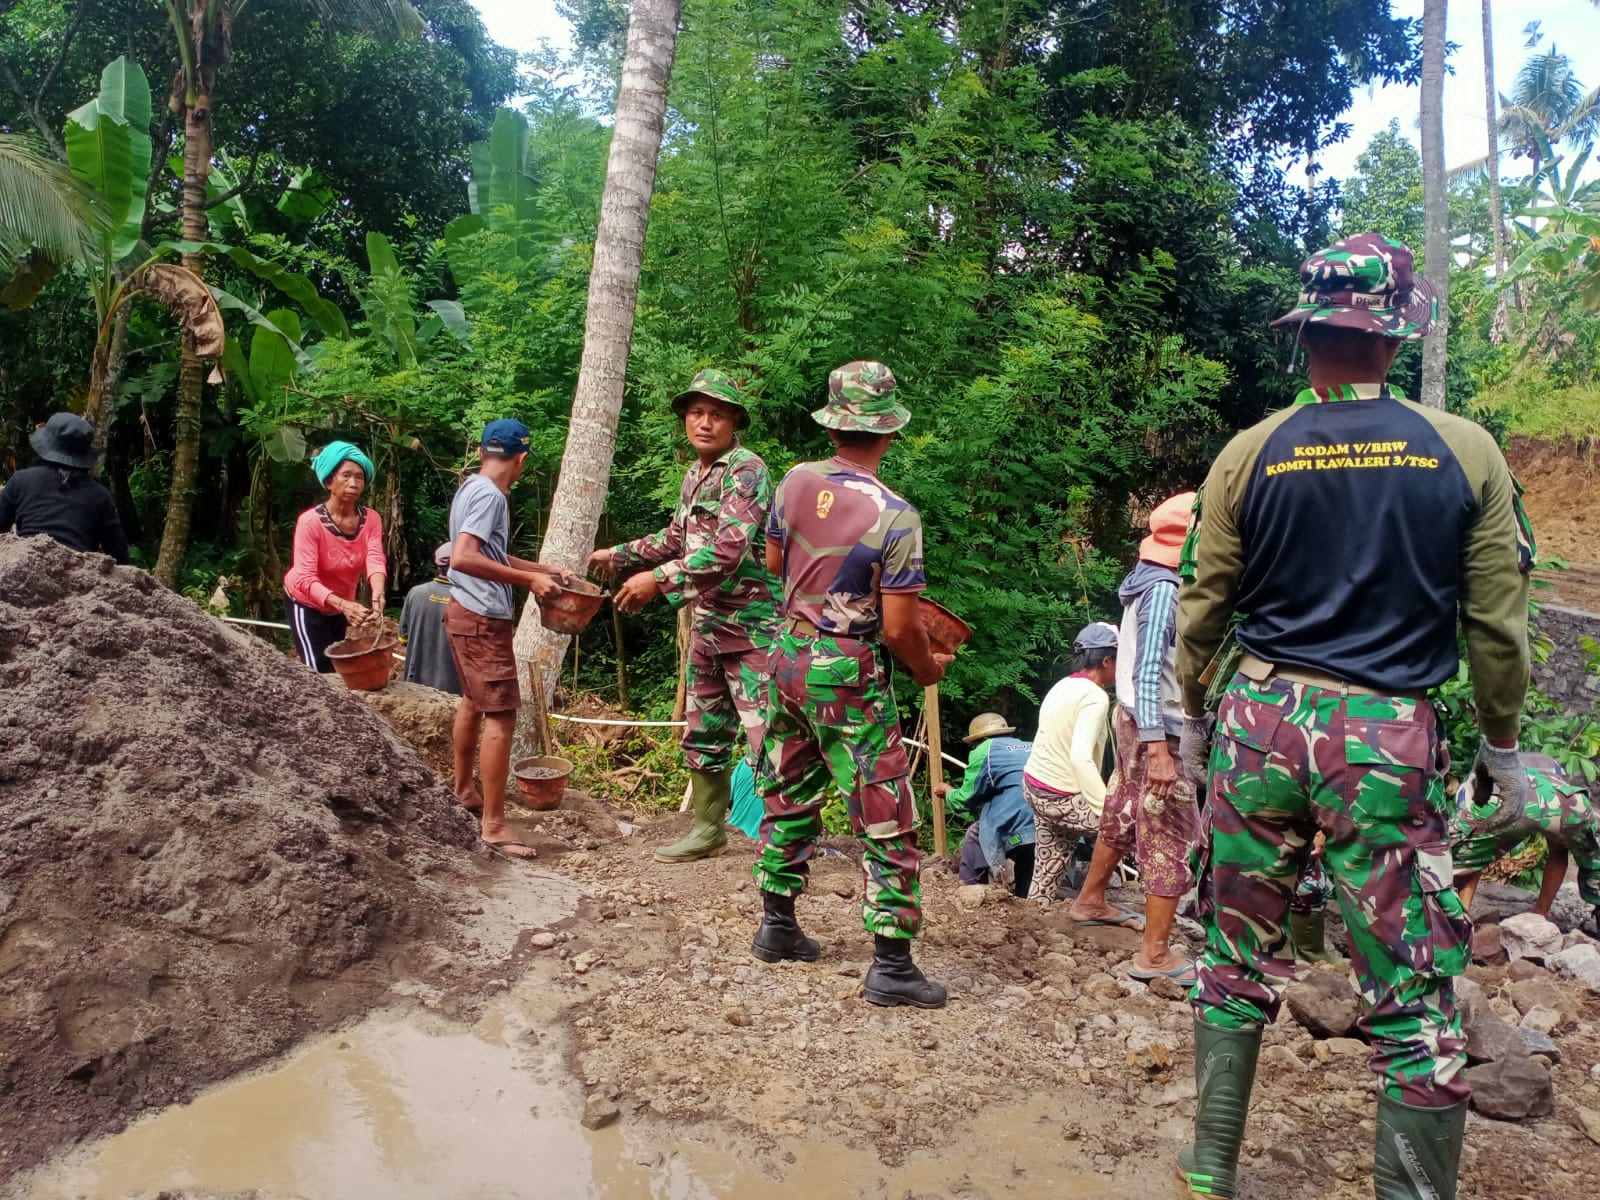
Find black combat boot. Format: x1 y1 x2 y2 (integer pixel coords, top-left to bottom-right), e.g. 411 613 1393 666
861 935 947 1009
750 890 821 963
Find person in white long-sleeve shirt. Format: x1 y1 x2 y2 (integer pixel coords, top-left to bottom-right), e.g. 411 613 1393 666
1023 622 1119 905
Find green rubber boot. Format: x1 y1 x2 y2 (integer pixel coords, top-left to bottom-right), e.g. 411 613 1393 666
1289 909 1344 965
1373 1094 1466 1200
654 768 730 863
1176 1019 1261 1198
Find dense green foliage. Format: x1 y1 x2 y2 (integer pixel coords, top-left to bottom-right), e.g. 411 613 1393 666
23 0 1594 746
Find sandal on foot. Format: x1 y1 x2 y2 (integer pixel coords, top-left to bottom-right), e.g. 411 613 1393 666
482 838 538 861
1074 906 1146 931
1128 961 1197 985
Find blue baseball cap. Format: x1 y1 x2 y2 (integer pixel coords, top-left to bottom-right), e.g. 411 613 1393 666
481 418 531 457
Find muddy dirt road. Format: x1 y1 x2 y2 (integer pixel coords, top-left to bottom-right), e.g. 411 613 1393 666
14 790 1600 1199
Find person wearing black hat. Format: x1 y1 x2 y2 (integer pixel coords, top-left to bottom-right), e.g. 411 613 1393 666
0 413 129 562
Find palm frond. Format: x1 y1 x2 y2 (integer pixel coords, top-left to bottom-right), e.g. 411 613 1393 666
0 133 111 266
310 0 422 36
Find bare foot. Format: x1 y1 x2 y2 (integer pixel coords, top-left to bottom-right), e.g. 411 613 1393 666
457 781 484 814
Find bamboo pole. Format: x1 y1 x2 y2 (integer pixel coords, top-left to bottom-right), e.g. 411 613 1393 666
924 683 947 857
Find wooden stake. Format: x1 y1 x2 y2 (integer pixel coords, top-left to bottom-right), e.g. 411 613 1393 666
924 683 947 858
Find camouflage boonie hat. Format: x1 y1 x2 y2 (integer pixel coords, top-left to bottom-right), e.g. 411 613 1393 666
1271 232 1438 340
812 360 910 433
672 368 750 429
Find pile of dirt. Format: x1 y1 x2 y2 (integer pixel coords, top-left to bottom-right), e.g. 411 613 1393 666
0 535 486 1178
1506 437 1600 611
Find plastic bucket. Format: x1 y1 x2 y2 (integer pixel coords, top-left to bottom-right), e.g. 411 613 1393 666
513 755 573 810
917 598 972 657
326 633 398 691
539 580 606 635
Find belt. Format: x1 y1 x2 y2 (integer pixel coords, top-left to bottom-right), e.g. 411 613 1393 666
784 616 875 645
1236 653 1430 702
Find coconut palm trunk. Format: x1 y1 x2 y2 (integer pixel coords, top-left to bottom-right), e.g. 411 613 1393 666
1482 0 1511 341
1420 0 1450 409
511 0 683 733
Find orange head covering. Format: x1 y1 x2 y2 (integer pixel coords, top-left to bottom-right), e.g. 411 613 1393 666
1140 491 1197 570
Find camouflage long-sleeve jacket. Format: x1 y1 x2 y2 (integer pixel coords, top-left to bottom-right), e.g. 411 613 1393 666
612 443 780 652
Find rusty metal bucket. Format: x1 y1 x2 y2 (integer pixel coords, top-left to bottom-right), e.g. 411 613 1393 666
917 598 972 657
539 580 606 635
325 633 398 691
513 754 572 810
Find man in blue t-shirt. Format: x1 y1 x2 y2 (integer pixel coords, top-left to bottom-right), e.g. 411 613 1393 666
445 418 570 861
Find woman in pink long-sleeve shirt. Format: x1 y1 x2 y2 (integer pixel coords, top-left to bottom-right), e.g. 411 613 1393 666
282 441 386 672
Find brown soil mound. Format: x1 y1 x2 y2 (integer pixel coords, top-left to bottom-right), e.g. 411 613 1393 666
1506 437 1600 611
0 535 482 1179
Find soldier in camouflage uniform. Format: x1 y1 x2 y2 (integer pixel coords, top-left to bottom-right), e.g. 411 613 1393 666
590 369 780 863
1173 234 1536 1200
747 361 951 1009
1452 752 1600 926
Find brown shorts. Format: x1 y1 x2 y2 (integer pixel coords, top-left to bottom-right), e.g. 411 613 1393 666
444 600 521 714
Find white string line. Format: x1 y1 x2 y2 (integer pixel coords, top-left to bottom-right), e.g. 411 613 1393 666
216 617 969 768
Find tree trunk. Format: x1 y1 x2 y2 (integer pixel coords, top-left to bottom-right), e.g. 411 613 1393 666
510 0 682 745
154 86 214 586
1420 0 1450 410
1483 0 1511 342
84 302 132 451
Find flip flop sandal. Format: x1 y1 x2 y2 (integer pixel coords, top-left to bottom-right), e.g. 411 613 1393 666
1074 906 1146 931
1128 962 1197 985
482 839 538 861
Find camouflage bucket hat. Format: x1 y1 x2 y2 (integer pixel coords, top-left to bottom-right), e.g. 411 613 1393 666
812 360 910 433
672 368 750 429
1270 232 1438 340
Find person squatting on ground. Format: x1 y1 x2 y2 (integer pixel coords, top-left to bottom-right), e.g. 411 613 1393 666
445 419 572 861
282 441 386 673
397 541 462 695
590 370 779 864
1024 622 1118 907
1069 494 1203 984
1452 752 1600 928
1174 233 1535 1200
748 361 952 1009
0 412 128 563
941 713 1037 897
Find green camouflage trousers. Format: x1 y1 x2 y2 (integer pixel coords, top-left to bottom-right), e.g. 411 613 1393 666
752 627 921 938
1452 760 1600 905
1194 675 1471 1107
683 622 773 773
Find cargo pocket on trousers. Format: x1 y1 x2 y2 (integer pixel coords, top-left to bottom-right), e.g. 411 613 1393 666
1213 692 1287 813
1411 844 1472 979
1346 719 1433 822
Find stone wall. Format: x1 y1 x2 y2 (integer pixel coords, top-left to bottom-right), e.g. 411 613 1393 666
1534 603 1600 713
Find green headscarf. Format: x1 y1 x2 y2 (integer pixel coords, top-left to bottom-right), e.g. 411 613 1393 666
312 441 375 487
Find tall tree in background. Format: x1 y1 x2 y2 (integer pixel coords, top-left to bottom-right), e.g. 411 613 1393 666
1483 0 1510 339
513 0 684 708
1420 0 1449 409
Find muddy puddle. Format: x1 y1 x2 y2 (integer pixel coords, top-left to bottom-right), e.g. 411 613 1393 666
14 988 1155 1200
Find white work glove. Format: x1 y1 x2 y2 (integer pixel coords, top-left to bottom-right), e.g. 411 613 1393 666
1467 742 1529 837
1179 715 1212 789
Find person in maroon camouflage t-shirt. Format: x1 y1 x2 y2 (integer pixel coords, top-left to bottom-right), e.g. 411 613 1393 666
748 360 952 1010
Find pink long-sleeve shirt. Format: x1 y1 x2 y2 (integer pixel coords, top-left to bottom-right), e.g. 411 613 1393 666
283 505 386 613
